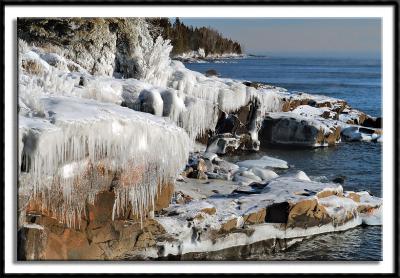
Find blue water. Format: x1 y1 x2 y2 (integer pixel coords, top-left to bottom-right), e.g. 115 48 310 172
185 56 382 117
186 56 382 260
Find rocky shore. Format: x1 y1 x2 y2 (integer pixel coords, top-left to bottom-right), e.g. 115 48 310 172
17 18 382 260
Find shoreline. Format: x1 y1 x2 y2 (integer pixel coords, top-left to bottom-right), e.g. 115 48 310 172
17 18 382 261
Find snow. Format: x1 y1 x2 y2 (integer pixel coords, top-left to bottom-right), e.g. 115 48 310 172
249 167 279 181
150 174 381 258
236 155 288 170
18 19 383 242
19 95 190 226
341 125 382 142
292 105 334 118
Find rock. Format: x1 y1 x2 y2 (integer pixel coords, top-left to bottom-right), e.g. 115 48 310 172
316 190 343 198
188 170 208 180
89 223 119 244
18 225 47 260
234 175 259 186
291 170 311 181
181 167 194 177
362 116 382 129
202 152 218 162
214 159 240 173
197 159 207 173
201 207 216 215
216 114 242 135
87 191 116 228
220 218 237 232
243 208 266 224
287 199 331 228
175 191 193 205
249 167 279 181
18 18 149 78
236 170 262 182
259 113 341 147
19 179 173 260
236 155 288 170
205 69 218 77
346 192 361 203
135 232 156 248
332 175 346 184
206 135 240 155
341 126 381 142
206 172 231 180
154 182 175 212
265 202 290 223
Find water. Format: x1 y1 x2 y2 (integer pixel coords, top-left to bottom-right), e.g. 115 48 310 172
185 56 382 117
185 56 382 260
251 225 382 261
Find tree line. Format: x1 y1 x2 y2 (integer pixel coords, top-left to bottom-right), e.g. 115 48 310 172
147 18 242 56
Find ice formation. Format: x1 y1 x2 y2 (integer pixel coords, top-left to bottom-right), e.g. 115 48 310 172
18 18 382 233
18 95 190 227
148 174 382 258
18 30 193 226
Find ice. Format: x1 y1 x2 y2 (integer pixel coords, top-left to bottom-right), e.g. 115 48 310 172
236 155 288 170
151 175 381 258
318 195 358 223
19 96 190 226
341 125 381 142
18 29 286 143
249 167 279 181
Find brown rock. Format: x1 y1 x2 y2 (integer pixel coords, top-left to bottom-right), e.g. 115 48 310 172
87 191 116 228
220 218 237 232
346 192 361 203
374 129 383 135
201 207 216 215
135 232 156 248
143 218 166 236
243 208 266 224
181 167 194 177
154 182 174 212
18 226 48 260
89 223 119 244
287 199 331 228
197 159 207 173
317 190 343 198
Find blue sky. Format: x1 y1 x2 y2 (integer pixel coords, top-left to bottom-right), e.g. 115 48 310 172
176 18 381 57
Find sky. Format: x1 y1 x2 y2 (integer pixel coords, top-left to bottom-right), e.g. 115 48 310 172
178 18 381 58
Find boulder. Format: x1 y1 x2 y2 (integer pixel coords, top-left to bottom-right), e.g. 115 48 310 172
205 69 218 77
18 180 174 260
287 199 331 228
259 113 340 147
243 208 266 224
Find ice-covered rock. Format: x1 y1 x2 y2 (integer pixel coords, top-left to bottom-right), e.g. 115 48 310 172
341 125 382 142
236 155 288 170
128 176 383 259
249 167 279 181
259 112 341 147
19 95 190 227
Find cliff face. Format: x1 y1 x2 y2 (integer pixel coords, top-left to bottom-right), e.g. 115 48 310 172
17 18 191 254
18 18 150 78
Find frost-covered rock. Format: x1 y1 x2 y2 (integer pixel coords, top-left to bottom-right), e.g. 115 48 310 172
259 112 341 147
126 175 383 259
236 155 288 170
341 125 382 142
19 95 190 227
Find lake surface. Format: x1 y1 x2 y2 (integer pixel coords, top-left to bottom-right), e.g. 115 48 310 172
185 56 382 261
